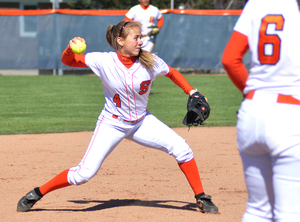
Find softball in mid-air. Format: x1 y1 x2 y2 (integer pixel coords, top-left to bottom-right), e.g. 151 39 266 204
71 38 86 54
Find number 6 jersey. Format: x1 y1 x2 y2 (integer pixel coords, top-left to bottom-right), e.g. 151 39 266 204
232 0 300 97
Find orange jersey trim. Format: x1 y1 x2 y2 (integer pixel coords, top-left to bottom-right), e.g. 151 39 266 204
165 66 193 95
222 31 249 93
0 9 242 16
140 4 150 10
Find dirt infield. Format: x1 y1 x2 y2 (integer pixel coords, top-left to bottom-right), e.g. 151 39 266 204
1 126 247 222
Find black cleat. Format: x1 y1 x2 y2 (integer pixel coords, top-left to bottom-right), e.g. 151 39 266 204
195 193 219 214
17 187 43 212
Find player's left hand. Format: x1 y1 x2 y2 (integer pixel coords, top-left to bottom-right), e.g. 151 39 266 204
182 92 211 127
147 26 160 36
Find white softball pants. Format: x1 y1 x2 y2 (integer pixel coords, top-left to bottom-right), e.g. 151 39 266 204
237 91 300 222
141 36 155 52
67 111 194 185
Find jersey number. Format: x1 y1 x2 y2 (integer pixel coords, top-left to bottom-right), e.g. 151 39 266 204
113 94 121 107
113 81 151 107
258 15 284 65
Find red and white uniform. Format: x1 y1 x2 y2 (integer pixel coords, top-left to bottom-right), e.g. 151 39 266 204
125 4 162 37
85 51 168 121
124 4 163 52
61 48 195 186
222 0 300 221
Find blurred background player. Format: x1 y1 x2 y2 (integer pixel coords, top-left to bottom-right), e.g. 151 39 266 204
124 0 164 52
222 0 300 221
17 21 218 214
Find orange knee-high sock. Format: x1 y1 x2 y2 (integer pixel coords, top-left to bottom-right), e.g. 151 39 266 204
39 169 71 196
178 158 204 195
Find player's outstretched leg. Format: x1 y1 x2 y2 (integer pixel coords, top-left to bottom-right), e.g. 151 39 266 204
17 187 43 212
195 193 218 214
17 169 70 212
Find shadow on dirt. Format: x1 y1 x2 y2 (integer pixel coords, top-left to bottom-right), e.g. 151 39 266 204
32 199 199 212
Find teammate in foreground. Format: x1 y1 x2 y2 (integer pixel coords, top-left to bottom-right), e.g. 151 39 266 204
124 0 163 52
222 0 300 221
17 21 218 214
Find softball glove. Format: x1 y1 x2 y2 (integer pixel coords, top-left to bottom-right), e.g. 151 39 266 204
147 25 160 36
183 92 210 127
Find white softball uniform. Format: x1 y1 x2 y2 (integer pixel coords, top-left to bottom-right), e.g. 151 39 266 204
235 0 300 221
67 51 194 185
126 4 162 52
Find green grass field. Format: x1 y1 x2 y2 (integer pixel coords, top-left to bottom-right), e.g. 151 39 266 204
0 75 243 135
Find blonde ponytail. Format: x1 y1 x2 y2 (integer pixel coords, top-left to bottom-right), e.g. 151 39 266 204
138 50 156 70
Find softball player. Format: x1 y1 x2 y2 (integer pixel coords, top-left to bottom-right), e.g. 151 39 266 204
222 0 300 221
17 21 218 214
124 0 164 52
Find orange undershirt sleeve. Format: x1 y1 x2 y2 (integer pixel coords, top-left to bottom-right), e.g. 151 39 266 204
222 31 249 93
165 66 193 95
157 16 164 29
61 46 89 68
124 16 135 22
